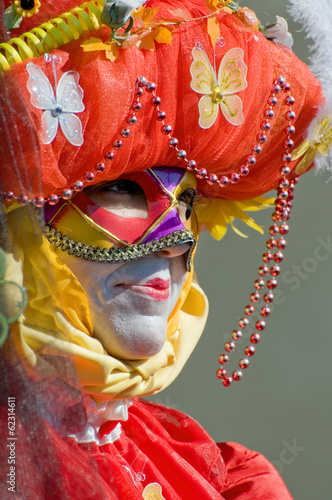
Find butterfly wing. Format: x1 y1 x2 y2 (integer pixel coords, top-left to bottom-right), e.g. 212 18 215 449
219 94 244 126
190 47 216 95
198 94 219 129
59 113 84 146
317 121 332 156
57 71 85 113
41 110 58 144
26 63 55 110
217 47 247 95
217 48 247 126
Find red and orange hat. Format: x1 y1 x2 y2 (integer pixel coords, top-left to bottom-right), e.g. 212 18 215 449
0 0 325 205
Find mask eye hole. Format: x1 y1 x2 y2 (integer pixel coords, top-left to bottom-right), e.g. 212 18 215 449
177 187 197 220
85 180 148 219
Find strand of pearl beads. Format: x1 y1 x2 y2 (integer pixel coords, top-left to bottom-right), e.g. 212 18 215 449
216 76 298 386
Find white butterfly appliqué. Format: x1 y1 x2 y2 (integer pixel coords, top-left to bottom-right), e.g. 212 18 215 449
26 62 85 146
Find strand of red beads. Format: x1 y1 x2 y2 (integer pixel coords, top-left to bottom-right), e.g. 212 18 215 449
151 77 284 187
1 77 147 208
216 77 298 386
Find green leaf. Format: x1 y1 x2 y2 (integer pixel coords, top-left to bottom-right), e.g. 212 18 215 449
4 4 23 34
0 314 9 347
227 1 239 13
0 248 6 280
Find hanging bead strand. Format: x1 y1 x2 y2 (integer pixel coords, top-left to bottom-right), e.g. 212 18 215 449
216 77 298 387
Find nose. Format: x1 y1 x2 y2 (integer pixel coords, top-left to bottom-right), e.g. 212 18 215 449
157 242 191 259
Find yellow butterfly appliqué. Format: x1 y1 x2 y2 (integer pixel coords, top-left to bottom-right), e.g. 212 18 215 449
190 45 248 129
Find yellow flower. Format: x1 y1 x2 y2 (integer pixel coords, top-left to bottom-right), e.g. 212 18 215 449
206 0 234 11
81 6 172 59
132 5 145 18
134 7 173 50
137 26 172 50
292 117 332 174
140 7 159 24
81 38 120 62
14 0 41 18
195 196 273 241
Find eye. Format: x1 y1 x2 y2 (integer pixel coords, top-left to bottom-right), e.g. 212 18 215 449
88 180 143 196
84 180 148 218
177 187 197 220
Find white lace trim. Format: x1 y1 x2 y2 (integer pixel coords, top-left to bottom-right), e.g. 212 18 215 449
67 396 132 445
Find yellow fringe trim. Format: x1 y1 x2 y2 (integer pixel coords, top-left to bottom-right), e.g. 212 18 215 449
195 195 274 240
0 0 103 70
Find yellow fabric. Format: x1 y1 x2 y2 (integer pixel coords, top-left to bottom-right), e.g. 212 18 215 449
4 207 208 403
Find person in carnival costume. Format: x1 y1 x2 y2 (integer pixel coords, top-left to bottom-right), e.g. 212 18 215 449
0 0 331 498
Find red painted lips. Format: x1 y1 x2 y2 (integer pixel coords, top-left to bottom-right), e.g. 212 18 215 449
142 278 170 300
123 278 170 301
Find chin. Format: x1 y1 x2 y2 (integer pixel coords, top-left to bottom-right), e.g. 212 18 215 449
126 345 165 360
121 331 167 360
109 339 166 360
96 315 168 360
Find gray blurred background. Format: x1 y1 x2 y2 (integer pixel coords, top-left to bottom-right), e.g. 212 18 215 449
149 1 332 498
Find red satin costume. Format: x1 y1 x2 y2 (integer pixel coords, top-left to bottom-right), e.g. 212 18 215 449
0 395 292 499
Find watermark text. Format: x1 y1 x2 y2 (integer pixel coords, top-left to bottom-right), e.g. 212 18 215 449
7 397 16 493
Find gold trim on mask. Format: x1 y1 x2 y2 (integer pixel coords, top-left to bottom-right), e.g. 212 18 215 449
44 225 197 271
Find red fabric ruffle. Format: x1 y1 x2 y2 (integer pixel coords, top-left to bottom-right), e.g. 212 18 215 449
0 397 293 499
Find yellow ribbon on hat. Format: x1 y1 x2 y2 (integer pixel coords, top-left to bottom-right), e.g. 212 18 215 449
292 117 332 175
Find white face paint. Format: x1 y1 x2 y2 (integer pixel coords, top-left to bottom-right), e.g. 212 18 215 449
55 168 197 359
59 246 189 359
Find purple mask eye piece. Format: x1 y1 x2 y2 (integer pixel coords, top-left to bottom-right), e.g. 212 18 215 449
150 167 186 193
141 168 188 244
